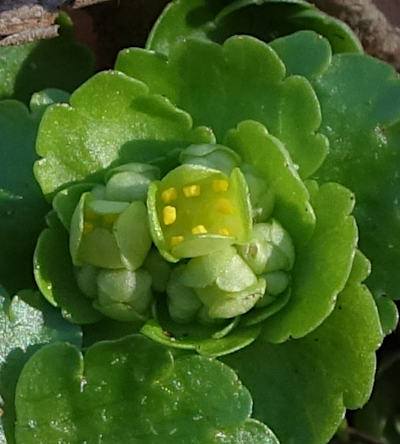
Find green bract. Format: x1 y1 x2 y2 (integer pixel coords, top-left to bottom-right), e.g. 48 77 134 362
0 1 397 443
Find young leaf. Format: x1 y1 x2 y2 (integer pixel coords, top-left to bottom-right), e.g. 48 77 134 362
116 36 328 178
0 13 94 105
14 335 278 443
35 71 215 197
0 287 82 444
223 250 383 444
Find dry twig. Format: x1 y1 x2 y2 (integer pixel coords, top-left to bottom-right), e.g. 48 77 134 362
0 0 109 46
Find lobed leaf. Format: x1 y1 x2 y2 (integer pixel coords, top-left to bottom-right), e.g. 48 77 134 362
0 287 81 444
0 90 69 293
116 35 328 178
35 71 215 197
269 30 332 79
312 54 400 301
223 250 383 444
147 0 361 57
262 182 358 342
14 335 278 443
354 353 400 444
224 120 315 247
271 30 400 301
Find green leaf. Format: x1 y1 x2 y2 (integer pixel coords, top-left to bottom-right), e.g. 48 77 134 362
15 335 278 443
262 183 358 342
141 318 261 358
374 295 398 336
0 13 94 104
269 30 332 79
267 32 400 302
311 54 400 300
34 225 103 324
0 287 81 444
0 91 68 293
147 0 361 57
224 250 383 444
354 353 400 444
224 120 315 247
116 35 328 178
35 70 215 197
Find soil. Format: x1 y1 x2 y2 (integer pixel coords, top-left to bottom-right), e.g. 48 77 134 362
374 0 400 26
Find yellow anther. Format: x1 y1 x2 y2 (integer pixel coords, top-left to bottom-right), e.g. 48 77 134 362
161 187 177 204
212 179 229 193
170 236 184 248
85 208 97 221
192 225 208 235
216 198 234 215
163 206 176 225
83 222 94 235
183 184 200 198
102 214 118 225
218 227 231 236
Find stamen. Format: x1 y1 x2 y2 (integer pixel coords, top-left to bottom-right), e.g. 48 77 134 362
85 208 97 221
83 222 94 235
170 236 184 247
163 206 176 225
216 198 234 215
218 227 231 236
212 179 229 193
183 184 200 198
102 214 118 225
192 225 207 235
161 187 177 203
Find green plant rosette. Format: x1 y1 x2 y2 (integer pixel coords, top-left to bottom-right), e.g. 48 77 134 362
30 30 386 444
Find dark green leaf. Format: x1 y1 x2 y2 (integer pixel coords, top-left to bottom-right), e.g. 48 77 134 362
147 0 361 57
15 335 278 443
312 54 400 301
354 353 400 444
0 89 70 293
0 13 94 104
0 287 81 444
269 30 332 79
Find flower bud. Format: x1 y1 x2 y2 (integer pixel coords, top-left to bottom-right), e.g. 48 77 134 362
167 266 202 323
95 268 152 321
105 163 160 202
179 144 241 175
